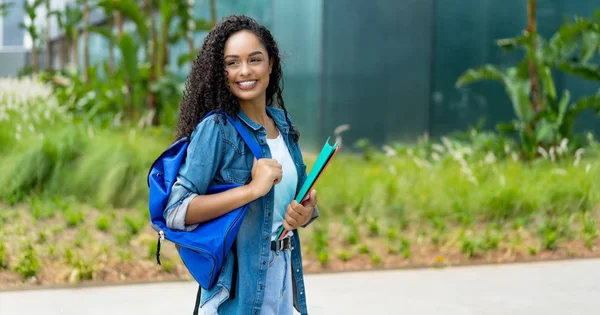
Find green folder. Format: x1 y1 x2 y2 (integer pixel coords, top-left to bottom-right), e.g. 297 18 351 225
276 137 340 240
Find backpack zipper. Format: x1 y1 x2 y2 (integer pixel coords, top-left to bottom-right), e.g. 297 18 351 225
153 226 217 285
156 230 165 265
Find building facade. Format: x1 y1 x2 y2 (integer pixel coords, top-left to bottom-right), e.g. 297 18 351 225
0 0 28 77
1 0 598 150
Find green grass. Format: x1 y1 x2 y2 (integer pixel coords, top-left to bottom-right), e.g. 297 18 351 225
0 242 7 269
2 77 600 286
0 77 72 150
14 244 40 280
2 77 599 224
66 209 85 228
0 125 170 209
399 237 411 259
313 146 600 227
96 215 110 232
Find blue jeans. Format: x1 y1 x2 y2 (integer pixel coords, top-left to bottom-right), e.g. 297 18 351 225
198 247 294 315
261 248 294 315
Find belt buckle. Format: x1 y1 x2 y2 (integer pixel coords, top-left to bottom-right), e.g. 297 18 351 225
276 237 291 252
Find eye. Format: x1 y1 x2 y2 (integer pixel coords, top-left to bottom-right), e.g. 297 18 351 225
250 58 261 63
226 60 238 66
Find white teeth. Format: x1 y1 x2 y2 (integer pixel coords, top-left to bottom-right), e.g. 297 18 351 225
238 81 256 86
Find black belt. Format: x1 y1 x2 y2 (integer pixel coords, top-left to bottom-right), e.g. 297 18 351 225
271 237 292 252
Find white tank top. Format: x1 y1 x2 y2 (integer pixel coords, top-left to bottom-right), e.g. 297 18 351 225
266 130 298 240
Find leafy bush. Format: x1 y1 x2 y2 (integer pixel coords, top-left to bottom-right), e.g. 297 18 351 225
0 77 72 149
0 124 170 208
399 237 411 259
0 241 7 269
96 215 110 232
124 215 144 236
456 12 600 159
14 244 40 280
319 136 600 226
66 209 85 228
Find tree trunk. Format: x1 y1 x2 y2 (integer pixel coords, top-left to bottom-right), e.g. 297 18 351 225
527 0 542 112
210 0 216 27
156 17 168 78
72 26 79 70
187 0 194 53
31 42 38 74
45 0 51 71
82 2 90 83
115 11 123 38
126 79 133 120
107 11 118 75
61 38 69 68
108 41 114 75
145 0 158 125
160 20 169 77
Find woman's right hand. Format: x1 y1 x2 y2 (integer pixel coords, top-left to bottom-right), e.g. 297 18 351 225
248 158 282 198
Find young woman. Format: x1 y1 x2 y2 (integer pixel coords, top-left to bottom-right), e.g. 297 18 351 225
164 15 319 315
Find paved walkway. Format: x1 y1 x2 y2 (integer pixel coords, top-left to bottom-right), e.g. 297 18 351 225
1 258 599 314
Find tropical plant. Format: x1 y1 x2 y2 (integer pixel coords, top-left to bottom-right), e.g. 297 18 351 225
456 7 600 159
0 1 14 17
81 0 91 83
44 0 52 72
19 0 45 74
55 4 83 69
44 0 213 127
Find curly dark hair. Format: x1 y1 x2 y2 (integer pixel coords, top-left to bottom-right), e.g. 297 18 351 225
174 15 299 142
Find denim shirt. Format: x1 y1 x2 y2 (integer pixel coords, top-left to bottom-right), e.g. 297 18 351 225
164 106 319 315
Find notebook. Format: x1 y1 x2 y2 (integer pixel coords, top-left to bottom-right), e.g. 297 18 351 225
276 137 340 241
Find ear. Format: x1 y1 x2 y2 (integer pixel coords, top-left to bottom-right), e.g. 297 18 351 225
269 58 273 74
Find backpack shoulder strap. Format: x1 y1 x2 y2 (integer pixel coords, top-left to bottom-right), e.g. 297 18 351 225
223 113 262 159
192 284 201 315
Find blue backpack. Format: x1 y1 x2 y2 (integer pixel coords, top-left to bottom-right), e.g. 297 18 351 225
147 111 261 290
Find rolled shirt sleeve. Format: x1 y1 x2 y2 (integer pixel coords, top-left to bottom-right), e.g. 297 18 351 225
163 114 224 231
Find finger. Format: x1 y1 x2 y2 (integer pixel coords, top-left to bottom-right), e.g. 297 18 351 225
283 219 293 231
267 161 282 169
287 204 303 220
264 159 280 166
290 200 300 210
285 212 300 229
300 190 315 206
251 158 258 177
307 189 318 207
273 171 282 185
266 163 282 172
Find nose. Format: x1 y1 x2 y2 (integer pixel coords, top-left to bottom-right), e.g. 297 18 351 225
240 61 251 76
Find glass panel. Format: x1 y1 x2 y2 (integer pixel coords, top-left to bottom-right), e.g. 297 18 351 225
321 0 434 147
3 0 25 46
272 0 323 151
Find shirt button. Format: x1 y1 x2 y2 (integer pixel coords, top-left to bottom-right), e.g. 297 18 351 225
296 269 299 273
254 311 258 315
267 212 271 217
263 261 266 265
264 236 269 240
260 285 264 290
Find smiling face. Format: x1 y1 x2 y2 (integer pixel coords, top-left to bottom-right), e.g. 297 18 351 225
223 30 273 107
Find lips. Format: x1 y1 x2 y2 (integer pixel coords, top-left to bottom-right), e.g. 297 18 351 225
236 80 258 90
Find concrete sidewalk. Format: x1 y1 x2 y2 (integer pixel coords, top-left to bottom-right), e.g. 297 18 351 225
1 258 599 315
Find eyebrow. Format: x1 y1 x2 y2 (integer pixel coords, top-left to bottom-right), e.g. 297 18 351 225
224 51 264 59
